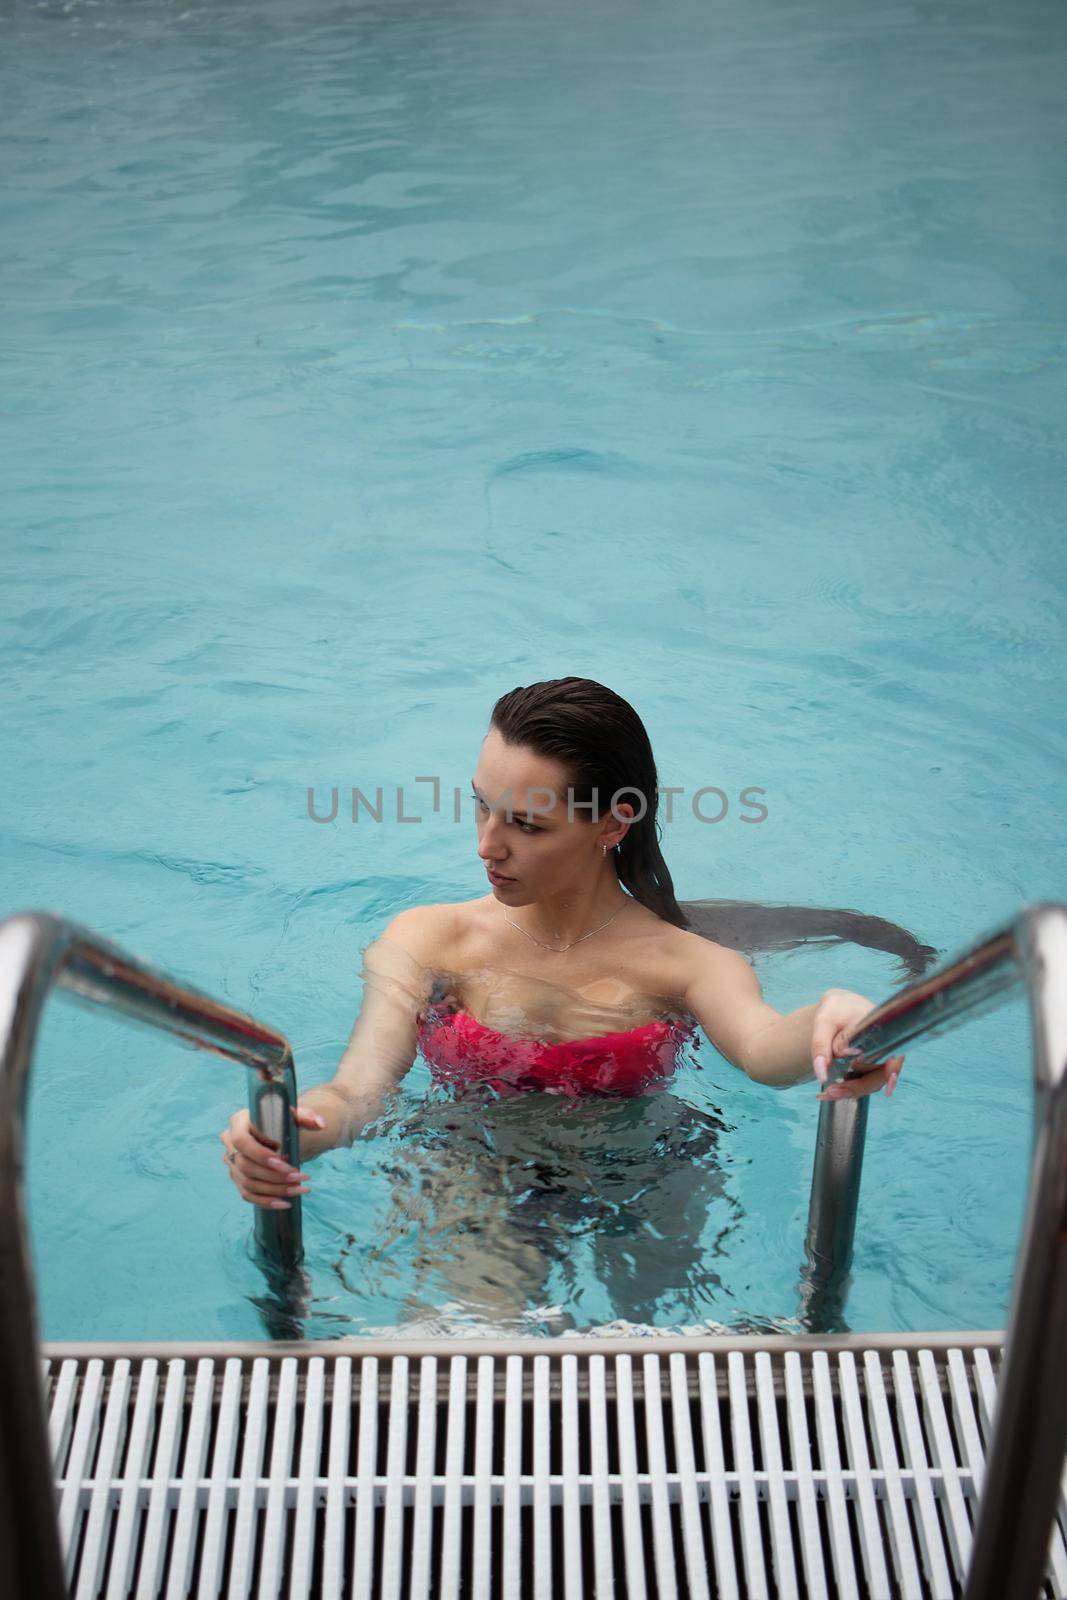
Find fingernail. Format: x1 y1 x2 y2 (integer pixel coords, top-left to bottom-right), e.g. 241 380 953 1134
267 1158 290 1172
887 1072 899 1097
311 1114 325 1128
813 1055 827 1082
270 1199 292 1210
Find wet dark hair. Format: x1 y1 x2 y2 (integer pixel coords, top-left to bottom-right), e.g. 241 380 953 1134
489 676 939 982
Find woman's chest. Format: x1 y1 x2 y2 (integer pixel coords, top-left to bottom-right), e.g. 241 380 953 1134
436 909 690 1042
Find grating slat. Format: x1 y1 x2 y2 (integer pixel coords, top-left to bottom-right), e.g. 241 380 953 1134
532 1355 552 1600
616 1354 650 1600
323 1354 353 1600
811 1350 859 1596
165 1359 215 1600
55 1356 102 1593
195 1357 242 1600
49 1357 79 1474
410 1355 439 1600
863 1349 925 1597
352 1356 379 1600
75 1358 131 1600
560 1356 583 1600
381 1355 410 1600
503 1356 523 1600
288 1355 325 1600
472 1355 494 1598
136 1358 186 1600
108 1357 160 1600
754 1351 799 1600
728 1351 769 1597
258 1357 298 1600
58 1356 104 1576
668 1352 710 1600
697 1351 740 1600
946 1347 986 1497
229 1357 270 1598
783 1350 829 1599
643 1354 679 1600
40 1332 1067 1600
588 1355 615 1596
892 1348 954 1598
837 1352 891 1599
971 1347 999 1490
916 1348 974 1581
439 1355 467 1600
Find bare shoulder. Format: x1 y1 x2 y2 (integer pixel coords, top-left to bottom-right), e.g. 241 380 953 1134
658 921 756 1002
599 906 751 1006
377 898 479 968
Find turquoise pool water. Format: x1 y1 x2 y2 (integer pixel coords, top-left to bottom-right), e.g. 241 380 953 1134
3 0 1065 1341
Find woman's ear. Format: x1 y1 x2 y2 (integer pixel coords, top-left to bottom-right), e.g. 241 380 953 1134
603 800 636 851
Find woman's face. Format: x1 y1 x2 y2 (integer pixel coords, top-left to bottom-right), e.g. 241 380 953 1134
471 728 631 900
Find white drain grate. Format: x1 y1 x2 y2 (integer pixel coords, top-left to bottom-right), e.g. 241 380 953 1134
41 1338 1067 1599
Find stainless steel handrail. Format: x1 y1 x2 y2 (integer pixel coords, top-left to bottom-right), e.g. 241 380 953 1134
800 900 1067 1598
800 912 1022 1328
0 909 304 1600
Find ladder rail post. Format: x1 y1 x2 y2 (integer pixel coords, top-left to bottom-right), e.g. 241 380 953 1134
797 900 1067 1593
800 912 1027 1330
800 1093 871 1331
962 904 1067 1599
0 908 304 1600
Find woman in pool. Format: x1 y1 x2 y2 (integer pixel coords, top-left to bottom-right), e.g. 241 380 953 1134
220 676 931 1211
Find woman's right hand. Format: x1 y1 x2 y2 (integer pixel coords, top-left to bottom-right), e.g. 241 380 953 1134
220 1105 325 1209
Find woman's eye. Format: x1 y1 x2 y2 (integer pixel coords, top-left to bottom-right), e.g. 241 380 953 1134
473 795 539 833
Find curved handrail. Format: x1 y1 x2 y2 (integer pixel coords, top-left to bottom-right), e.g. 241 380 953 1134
801 900 1067 1598
801 909 1024 1326
0 909 303 1599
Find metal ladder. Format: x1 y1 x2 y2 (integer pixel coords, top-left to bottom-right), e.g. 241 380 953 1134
2 902 1066 1597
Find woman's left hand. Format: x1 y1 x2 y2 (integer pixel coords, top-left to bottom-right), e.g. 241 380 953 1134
811 987 904 1101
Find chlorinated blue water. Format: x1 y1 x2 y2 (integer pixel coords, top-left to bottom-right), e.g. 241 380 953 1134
2 0 1065 1341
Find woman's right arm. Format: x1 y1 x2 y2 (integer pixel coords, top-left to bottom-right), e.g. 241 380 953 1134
221 906 446 1209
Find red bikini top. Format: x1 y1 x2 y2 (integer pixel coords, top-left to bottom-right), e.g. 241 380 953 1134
417 1006 698 1098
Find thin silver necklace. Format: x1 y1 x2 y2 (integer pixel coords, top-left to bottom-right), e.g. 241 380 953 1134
502 902 624 953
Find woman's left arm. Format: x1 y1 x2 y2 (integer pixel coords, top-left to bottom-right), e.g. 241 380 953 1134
683 942 905 1096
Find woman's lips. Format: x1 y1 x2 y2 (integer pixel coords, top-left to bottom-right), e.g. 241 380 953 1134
486 868 515 885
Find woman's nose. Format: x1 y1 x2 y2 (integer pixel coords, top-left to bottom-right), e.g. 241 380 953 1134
477 824 507 862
